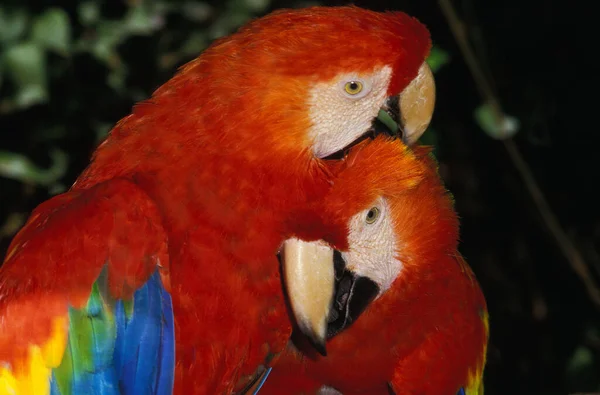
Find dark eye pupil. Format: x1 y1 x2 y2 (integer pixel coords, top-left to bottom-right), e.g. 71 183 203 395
366 207 379 223
349 82 359 90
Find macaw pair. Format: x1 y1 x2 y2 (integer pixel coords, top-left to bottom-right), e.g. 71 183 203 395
0 4 488 395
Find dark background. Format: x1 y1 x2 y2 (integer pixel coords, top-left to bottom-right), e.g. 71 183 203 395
0 1 596 394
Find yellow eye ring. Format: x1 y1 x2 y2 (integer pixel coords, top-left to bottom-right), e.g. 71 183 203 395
365 207 380 224
344 81 363 95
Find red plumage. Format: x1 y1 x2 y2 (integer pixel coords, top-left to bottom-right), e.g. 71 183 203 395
263 137 489 394
0 6 432 393
0 179 169 367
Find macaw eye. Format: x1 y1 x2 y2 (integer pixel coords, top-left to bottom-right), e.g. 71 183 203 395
365 207 380 224
344 81 363 95
339 78 370 99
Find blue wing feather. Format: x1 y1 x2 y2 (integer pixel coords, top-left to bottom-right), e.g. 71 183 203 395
51 267 175 395
155 277 176 393
119 271 170 393
252 367 273 395
113 299 128 380
119 282 154 392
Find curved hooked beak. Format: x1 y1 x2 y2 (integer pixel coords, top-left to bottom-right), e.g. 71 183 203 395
380 62 436 146
281 239 379 356
281 238 334 356
322 61 435 160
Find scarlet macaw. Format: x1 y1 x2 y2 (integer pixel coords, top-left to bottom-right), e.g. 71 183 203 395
264 136 488 395
0 6 436 394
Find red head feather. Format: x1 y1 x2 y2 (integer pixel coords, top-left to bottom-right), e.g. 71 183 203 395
271 136 487 394
75 6 431 193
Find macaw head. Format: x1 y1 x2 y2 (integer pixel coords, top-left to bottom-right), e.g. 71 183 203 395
205 5 436 159
80 6 435 189
281 136 459 354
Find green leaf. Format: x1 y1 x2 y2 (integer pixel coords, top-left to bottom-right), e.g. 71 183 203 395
474 102 520 140
30 8 72 55
568 346 594 373
124 4 165 35
94 21 123 61
0 8 29 44
0 148 68 187
93 122 113 143
242 0 272 13
209 1 255 40
79 20 124 67
427 46 451 73
2 42 48 109
0 212 26 238
78 1 100 26
181 2 212 23
179 31 209 57
107 66 128 93
48 183 66 195
566 345 598 392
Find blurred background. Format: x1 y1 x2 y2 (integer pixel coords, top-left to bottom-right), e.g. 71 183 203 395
0 0 595 394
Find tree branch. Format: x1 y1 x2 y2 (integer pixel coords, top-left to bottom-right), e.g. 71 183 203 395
438 0 600 308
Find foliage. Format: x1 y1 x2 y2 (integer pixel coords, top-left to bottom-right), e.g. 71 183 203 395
0 0 447 195
0 0 280 192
